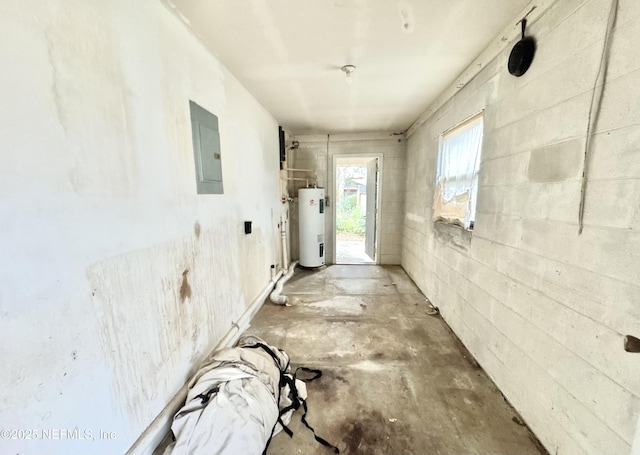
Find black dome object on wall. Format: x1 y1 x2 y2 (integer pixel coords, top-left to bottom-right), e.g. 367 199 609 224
508 19 536 77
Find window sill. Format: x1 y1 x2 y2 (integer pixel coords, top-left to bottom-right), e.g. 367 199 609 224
434 220 472 251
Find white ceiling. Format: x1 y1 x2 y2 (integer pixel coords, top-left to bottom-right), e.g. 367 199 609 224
164 0 532 135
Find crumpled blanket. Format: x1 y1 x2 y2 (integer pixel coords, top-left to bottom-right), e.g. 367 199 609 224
163 335 306 455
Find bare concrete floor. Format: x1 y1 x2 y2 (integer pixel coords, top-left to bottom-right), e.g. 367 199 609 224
246 265 547 455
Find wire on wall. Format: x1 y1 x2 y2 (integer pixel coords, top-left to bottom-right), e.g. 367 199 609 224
577 0 618 234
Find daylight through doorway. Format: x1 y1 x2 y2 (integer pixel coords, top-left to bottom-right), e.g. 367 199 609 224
334 156 379 264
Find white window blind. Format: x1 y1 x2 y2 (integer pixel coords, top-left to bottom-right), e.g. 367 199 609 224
433 113 483 229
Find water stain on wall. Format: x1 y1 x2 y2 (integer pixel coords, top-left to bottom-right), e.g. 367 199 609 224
46 3 138 196
86 219 245 430
194 221 201 239
179 268 192 302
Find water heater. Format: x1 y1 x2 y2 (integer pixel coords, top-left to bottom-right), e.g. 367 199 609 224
298 188 325 267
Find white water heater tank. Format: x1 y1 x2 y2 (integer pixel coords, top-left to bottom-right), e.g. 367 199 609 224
298 188 325 267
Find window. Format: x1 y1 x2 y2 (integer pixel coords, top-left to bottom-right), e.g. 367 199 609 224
433 113 483 229
190 101 223 194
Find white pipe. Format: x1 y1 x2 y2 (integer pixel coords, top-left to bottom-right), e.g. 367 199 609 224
221 268 284 347
270 261 298 305
283 167 315 173
125 269 283 455
280 215 289 272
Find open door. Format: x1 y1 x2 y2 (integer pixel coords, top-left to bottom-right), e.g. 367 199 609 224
364 158 378 261
333 154 381 264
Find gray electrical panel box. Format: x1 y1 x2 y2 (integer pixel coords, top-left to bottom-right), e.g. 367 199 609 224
190 101 223 194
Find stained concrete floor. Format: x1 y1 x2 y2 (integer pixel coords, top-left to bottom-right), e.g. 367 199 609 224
246 265 548 455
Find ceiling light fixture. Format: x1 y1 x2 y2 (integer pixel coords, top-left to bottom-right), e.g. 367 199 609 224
341 65 356 84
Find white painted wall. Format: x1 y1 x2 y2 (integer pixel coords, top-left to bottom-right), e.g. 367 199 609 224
290 134 406 264
0 1 283 454
402 0 640 454
633 415 640 455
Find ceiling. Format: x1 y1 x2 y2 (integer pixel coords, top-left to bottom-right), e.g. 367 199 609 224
164 0 532 135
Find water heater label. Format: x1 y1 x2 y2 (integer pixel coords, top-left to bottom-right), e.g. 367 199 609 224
317 234 324 242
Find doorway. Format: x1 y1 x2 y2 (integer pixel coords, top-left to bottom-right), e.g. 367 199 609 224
333 155 381 264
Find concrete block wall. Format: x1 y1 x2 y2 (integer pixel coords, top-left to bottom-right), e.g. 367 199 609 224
289 134 407 264
402 0 640 454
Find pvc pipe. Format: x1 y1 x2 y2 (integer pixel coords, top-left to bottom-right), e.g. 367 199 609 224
283 168 315 172
280 216 289 272
270 261 298 305
221 268 284 347
285 177 310 187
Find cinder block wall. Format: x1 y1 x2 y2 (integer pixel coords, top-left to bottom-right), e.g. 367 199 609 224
402 0 640 454
289 134 407 264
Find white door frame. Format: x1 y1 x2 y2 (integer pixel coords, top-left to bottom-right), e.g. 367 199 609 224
332 153 383 265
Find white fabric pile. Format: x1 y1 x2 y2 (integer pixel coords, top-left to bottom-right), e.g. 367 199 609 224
163 336 311 455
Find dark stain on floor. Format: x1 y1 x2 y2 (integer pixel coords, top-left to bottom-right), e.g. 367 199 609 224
342 408 416 455
309 368 349 401
323 316 365 324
